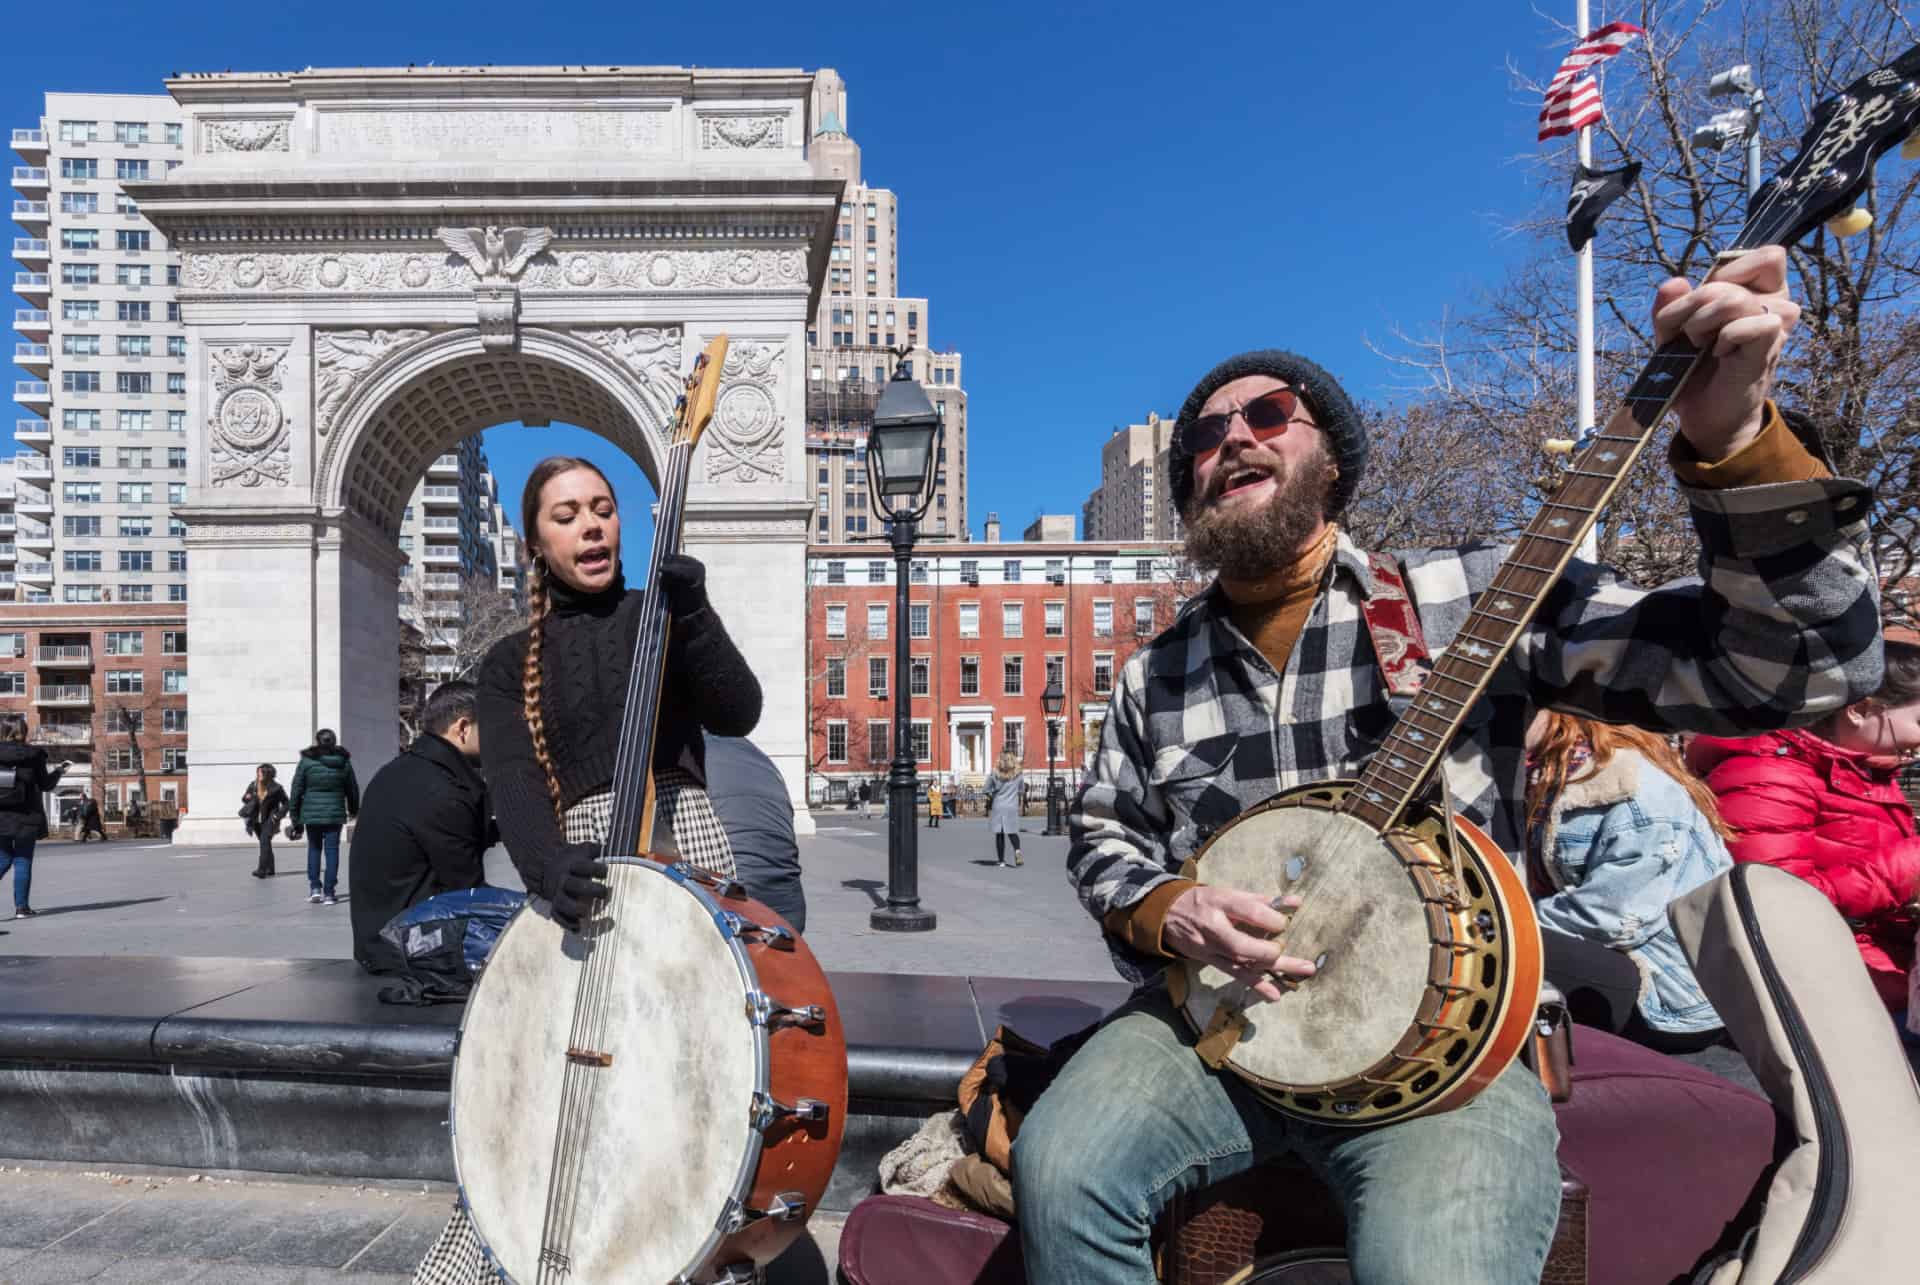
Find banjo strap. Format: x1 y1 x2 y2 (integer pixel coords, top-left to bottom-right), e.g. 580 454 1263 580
1358 551 1433 703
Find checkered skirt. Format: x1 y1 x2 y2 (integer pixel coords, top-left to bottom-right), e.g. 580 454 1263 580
412 771 737 1284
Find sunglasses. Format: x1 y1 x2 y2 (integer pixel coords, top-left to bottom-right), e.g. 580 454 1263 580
1183 387 1310 459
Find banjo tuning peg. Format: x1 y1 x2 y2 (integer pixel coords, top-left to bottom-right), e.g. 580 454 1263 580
1827 207 1873 237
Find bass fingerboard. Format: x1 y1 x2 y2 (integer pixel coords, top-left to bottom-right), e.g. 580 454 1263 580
1339 335 1705 835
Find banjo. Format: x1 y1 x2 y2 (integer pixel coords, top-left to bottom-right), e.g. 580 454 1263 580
450 336 848 1282
1173 44 1920 1127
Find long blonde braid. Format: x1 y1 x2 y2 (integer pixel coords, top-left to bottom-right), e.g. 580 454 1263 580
521 556 565 824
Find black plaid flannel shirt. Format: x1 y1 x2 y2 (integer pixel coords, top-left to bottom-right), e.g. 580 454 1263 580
1068 474 1885 985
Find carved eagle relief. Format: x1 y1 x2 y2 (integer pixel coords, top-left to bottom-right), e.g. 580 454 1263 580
436 225 553 282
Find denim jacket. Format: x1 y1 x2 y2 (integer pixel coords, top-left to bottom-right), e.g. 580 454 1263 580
1532 748 1731 1034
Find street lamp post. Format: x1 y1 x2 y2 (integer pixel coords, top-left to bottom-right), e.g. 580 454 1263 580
1042 677 1066 836
865 358 942 933
1694 64 1765 200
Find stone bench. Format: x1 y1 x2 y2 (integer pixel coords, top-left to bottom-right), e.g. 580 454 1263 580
0 955 1125 1212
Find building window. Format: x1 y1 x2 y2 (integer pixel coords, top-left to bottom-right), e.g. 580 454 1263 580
118 411 151 432
64 483 102 504
63 550 102 572
865 603 888 640
0 673 23 696
63 370 101 392
114 264 153 287
1046 655 1066 690
1003 560 1022 583
63 446 101 468
958 603 980 638
908 561 930 585
105 749 136 773
167 411 185 433
63 409 101 430
959 657 980 697
1045 602 1066 637
168 483 185 504
825 656 846 698
118 334 151 357
125 584 156 602
166 373 185 393
103 630 143 655
910 720 932 762
60 157 98 179
160 669 187 695
1003 719 1024 758
163 707 188 733
867 561 886 584
61 228 100 251
167 448 186 469
162 631 187 655
114 121 149 144
1093 653 1115 694
825 604 847 639
167 336 186 358
166 584 187 603
117 372 152 394
115 158 149 181
1002 602 1023 638
64 586 105 603
58 119 99 142
168 550 187 573
1003 655 1024 696
117 447 151 469
868 720 889 764
1136 558 1155 583
106 670 143 695
910 604 930 638
116 229 150 252
1093 601 1114 637
826 722 848 764
162 748 188 772
826 560 846 585
67 516 103 537
0 633 22 659
868 657 888 698
118 483 153 504
909 656 930 696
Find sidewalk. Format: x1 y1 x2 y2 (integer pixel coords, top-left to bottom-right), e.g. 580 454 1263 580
0 813 1117 982
0 1163 840 1282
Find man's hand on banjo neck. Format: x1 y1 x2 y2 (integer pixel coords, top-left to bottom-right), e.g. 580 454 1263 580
1163 886 1317 1003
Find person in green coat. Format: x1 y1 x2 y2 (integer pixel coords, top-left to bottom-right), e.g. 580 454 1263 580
290 728 360 905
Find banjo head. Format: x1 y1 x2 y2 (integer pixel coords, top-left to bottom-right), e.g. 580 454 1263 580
1180 803 1432 1089
451 859 764 1284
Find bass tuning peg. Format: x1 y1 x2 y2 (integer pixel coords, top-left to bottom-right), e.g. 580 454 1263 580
1826 207 1873 237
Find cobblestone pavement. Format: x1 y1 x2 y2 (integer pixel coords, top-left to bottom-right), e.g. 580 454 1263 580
1 812 1115 982
0 1163 841 1283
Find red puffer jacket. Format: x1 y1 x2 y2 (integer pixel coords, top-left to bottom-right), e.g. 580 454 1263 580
1687 729 1920 1010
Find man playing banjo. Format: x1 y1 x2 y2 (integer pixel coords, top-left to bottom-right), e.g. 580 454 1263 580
1013 247 1884 1283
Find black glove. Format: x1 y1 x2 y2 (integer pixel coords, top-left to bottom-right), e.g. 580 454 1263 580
658 554 709 620
544 842 611 931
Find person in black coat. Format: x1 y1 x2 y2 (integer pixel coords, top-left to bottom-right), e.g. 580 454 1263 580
349 681 496 975
75 792 104 843
241 764 289 878
0 715 68 919
704 735 806 934
476 456 761 931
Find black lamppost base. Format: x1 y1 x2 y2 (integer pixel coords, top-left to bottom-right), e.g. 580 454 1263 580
870 905 938 932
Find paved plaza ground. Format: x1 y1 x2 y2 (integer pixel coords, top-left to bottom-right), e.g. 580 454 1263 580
0 810 1115 981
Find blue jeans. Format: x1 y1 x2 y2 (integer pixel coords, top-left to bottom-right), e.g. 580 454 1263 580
0 835 33 910
306 824 342 896
1013 985 1562 1284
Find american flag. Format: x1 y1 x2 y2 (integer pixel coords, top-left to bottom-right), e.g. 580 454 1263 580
1538 21 1645 141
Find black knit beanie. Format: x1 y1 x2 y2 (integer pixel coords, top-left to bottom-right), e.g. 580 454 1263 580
1169 349 1367 518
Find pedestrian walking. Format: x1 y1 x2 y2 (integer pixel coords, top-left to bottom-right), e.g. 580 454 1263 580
927 778 943 829
988 753 1023 867
858 779 872 818
291 728 359 906
73 792 105 843
0 714 68 920
241 764 289 879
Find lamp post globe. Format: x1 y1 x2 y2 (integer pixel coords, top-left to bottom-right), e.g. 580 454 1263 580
866 358 942 933
1042 677 1066 837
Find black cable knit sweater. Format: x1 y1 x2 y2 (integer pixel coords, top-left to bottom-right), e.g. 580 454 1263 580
476 571 762 896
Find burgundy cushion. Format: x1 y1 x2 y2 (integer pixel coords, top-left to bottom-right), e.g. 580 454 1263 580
838 1194 1026 1285
1557 1026 1779 1284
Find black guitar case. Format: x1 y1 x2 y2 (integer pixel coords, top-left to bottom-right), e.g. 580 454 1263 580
1669 863 1920 1282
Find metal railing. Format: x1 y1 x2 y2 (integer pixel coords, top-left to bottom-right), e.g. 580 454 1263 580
420 485 461 501
11 167 47 185
13 309 49 326
12 239 47 257
422 573 461 589
17 559 53 575
34 685 91 704
14 381 49 398
14 418 49 436
35 645 91 665
14 343 48 362
10 201 47 220
10 130 47 149
0 516 15 532
13 274 49 291
37 725 92 746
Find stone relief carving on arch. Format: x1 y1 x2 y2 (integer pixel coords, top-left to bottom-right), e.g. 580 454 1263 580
698 114 788 150
180 246 807 295
313 329 435 438
202 118 292 153
207 344 292 488
572 327 683 430
706 340 787 485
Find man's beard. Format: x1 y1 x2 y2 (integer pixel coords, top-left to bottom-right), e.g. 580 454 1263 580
1183 447 1333 581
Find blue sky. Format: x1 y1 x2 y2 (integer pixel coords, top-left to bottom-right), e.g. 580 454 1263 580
3 0 1622 552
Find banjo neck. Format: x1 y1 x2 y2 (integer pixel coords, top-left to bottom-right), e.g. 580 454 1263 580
599 336 728 858
1339 331 1709 836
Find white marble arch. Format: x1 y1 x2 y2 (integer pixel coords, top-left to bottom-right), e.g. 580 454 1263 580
133 66 840 845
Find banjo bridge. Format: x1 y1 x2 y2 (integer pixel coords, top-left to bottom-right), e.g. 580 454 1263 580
565 1047 614 1068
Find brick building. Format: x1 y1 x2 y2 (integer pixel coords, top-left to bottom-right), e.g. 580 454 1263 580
0 602 189 823
803 538 1198 803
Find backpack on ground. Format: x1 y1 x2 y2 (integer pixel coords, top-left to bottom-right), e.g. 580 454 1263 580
1669 863 1920 1283
376 886 526 1006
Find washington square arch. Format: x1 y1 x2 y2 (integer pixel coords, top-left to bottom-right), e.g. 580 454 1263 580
126 66 844 844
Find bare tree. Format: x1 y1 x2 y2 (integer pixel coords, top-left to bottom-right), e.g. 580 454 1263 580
98 690 164 814
1367 0 1919 612
397 567 527 741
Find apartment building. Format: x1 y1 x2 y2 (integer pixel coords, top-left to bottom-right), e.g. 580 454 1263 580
1083 413 1180 542
395 441 518 681
0 603 191 820
803 71 968 543
803 539 1201 802
12 97 190 611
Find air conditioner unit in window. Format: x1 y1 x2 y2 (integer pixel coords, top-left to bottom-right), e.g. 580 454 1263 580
1046 571 1066 585
1094 571 1112 583
960 571 979 585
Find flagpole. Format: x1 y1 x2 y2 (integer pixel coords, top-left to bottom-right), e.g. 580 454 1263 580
1573 0 1599 561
